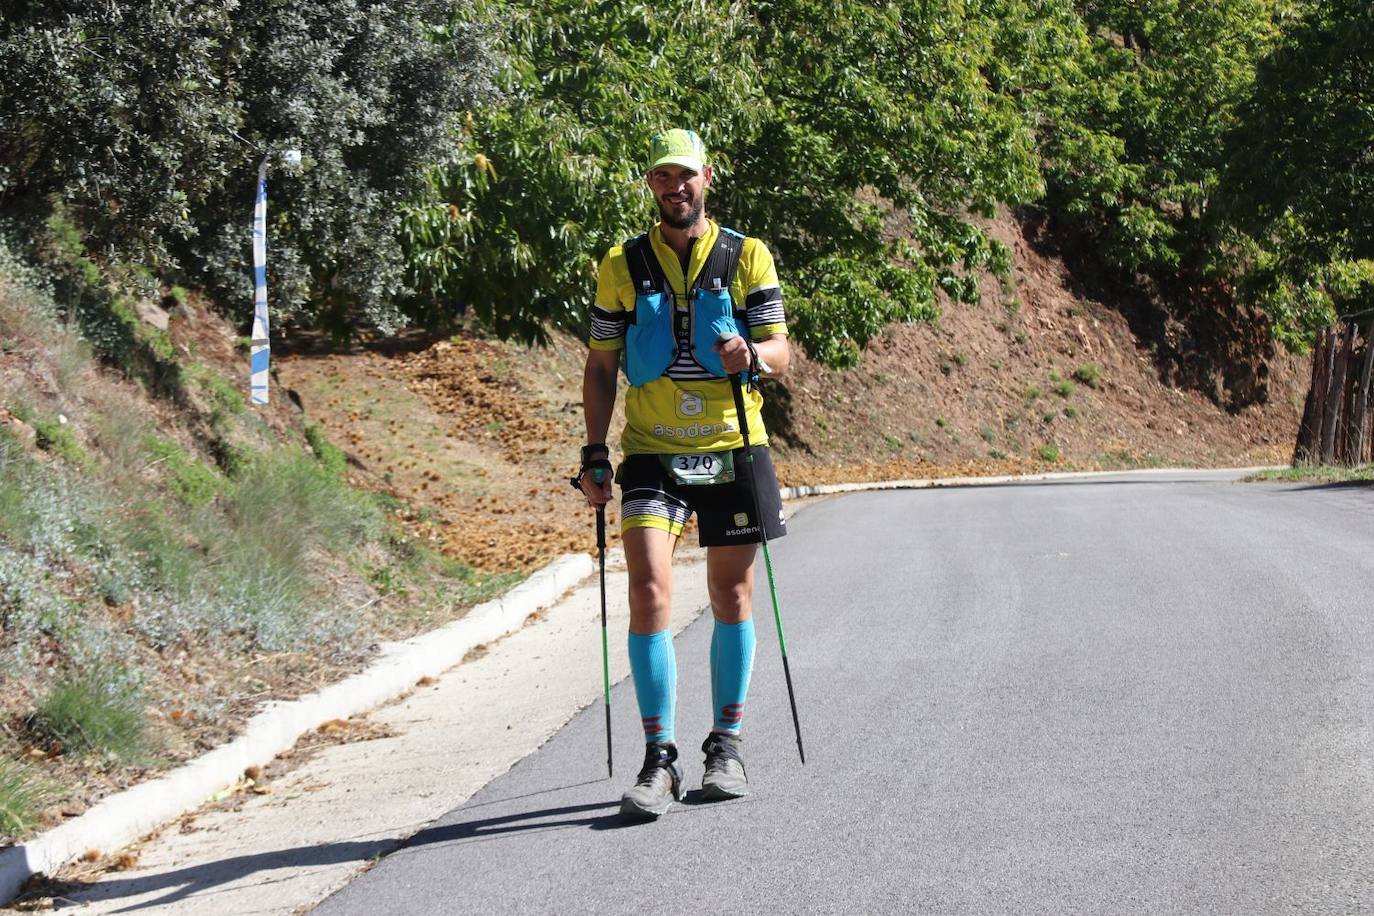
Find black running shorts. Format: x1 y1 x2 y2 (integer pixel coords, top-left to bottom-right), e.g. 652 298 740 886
616 446 786 547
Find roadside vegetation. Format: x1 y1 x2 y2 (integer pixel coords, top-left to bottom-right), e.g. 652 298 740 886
0 261 515 841
1245 465 1374 484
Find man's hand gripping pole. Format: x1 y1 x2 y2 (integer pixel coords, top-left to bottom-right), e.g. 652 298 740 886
720 332 805 765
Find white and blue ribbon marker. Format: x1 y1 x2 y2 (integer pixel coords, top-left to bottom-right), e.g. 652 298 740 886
249 156 271 406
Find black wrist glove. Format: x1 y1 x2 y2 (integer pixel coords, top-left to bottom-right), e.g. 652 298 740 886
569 444 613 492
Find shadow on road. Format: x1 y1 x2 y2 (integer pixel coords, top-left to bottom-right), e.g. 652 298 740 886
42 786 629 912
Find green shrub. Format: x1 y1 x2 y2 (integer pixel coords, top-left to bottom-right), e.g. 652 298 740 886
0 758 51 838
39 212 186 400
32 669 147 759
988 449 1008 460
1072 364 1102 388
1052 379 1074 399
1064 406 1079 419
1037 444 1062 463
979 426 997 443
1024 385 1042 401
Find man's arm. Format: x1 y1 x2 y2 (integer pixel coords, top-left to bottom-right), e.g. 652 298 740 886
579 347 619 505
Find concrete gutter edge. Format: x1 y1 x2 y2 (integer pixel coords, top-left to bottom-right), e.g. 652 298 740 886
0 552 593 905
778 465 1279 499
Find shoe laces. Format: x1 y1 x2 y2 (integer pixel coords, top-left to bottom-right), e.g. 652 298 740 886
635 743 677 786
702 733 744 773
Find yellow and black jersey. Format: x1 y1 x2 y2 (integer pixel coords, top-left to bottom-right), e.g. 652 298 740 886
589 220 787 456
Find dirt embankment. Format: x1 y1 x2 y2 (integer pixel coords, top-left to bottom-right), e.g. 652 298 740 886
280 213 1306 573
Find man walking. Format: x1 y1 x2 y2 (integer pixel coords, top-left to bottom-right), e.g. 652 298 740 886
575 128 791 818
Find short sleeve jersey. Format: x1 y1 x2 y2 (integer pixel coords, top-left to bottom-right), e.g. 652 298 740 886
589 220 787 456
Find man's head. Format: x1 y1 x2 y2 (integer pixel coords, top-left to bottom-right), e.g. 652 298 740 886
646 129 712 231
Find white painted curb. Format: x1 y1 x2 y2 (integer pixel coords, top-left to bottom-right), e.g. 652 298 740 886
779 465 1278 499
0 553 593 905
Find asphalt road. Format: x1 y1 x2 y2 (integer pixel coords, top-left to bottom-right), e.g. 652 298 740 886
315 471 1374 915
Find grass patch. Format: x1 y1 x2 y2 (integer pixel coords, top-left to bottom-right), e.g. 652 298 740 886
1024 385 1041 401
1072 364 1102 388
1037 444 1062 463
0 758 52 838
304 424 348 478
1245 464 1374 484
186 364 247 416
883 434 902 452
988 449 1008 460
979 426 997 444
32 669 147 760
1063 406 1079 419
145 436 223 506
23 412 90 469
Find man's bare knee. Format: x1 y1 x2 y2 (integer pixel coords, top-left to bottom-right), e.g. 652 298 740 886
629 574 671 617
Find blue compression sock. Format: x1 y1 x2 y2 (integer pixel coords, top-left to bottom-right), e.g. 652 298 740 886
710 617 756 734
627 628 676 745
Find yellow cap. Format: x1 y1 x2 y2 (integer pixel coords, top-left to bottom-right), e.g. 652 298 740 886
648 129 707 172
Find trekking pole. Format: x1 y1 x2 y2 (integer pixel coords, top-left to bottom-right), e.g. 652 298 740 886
724 337 806 765
595 499 613 778
571 467 614 778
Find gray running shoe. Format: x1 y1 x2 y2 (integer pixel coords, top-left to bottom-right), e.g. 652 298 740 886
701 732 749 800
620 742 684 818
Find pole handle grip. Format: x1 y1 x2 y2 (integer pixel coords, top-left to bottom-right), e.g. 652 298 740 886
729 372 752 448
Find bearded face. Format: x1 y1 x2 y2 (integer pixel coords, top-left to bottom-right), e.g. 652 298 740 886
648 165 711 230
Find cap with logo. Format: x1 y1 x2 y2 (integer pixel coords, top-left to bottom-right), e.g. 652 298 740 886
648 129 707 172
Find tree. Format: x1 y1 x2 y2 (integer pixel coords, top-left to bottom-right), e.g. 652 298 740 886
1220 0 1374 462
1041 0 1284 277
404 0 1062 367
0 0 497 333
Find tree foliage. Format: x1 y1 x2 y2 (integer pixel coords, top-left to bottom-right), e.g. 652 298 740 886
1038 0 1286 277
0 0 496 333
404 0 1061 366
1219 0 1374 345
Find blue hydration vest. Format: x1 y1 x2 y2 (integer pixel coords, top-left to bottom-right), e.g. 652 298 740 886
623 227 749 387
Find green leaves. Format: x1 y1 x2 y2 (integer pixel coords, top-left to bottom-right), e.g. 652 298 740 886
1219 0 1374 343
0 0 498 334
403 0 1047 366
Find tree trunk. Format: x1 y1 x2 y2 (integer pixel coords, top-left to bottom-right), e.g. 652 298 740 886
1322 321 1355 465
1294 326 1333 464
1338 334 1358 464
1354 314 1374 464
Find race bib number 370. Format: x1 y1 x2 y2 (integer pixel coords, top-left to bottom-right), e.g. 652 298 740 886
661 451 735 486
